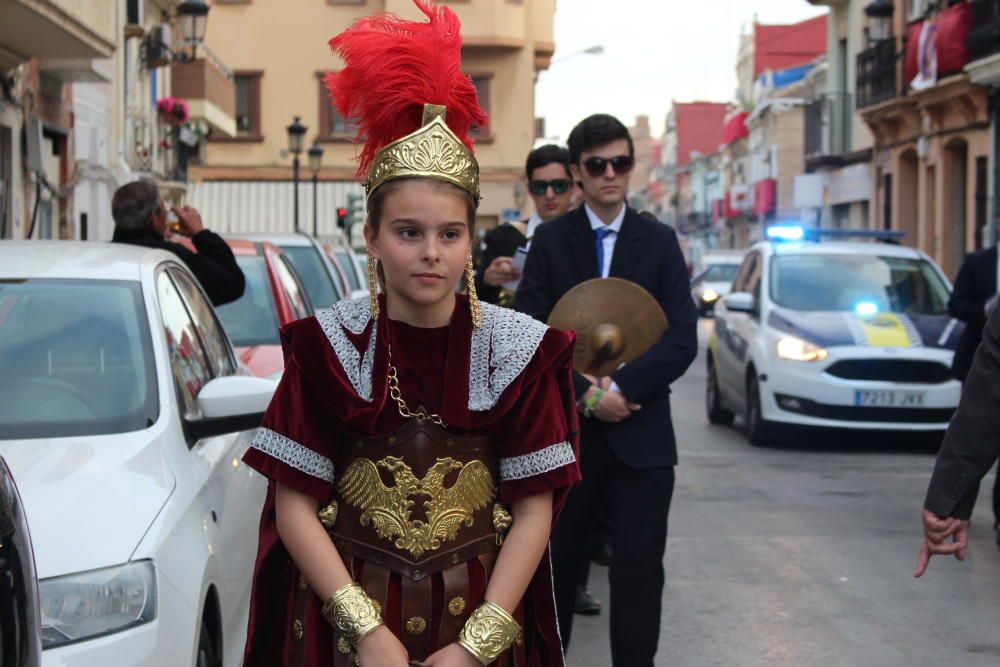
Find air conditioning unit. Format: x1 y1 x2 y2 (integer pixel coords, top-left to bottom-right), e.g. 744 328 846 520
144 25 172 69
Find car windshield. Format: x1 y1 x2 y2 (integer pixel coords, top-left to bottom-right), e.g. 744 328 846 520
335 249 361 291
700 264 740 283
215 257 281 347
769 253 950 314
0 279 158 439
280 244 338 310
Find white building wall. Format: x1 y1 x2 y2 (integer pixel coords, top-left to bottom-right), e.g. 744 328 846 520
187 180 366 239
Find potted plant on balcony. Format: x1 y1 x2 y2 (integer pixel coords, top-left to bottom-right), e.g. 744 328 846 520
156 97 191 127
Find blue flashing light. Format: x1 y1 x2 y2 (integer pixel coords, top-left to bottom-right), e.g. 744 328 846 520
854 301 879 316
766 225 805 241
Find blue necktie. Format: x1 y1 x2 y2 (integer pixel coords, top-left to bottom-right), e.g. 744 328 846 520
594 227 615 278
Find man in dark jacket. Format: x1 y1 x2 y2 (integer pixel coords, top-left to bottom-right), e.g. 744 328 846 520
916 304 1000 576
111 180 244 306
515 114 698 667
475 144 574 306
946 238 999 538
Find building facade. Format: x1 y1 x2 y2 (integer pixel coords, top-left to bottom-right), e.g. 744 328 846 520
1 0 240 242
190 0 556 239
0 0 115 240
803 0 876 232
857 0 990 278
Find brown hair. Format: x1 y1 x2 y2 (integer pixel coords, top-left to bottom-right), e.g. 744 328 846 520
365 177 477 233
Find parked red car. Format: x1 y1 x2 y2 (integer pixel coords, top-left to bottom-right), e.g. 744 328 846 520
213 239 312 379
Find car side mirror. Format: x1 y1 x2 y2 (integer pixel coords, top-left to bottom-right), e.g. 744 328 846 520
723 292 757 314
185 376 277 441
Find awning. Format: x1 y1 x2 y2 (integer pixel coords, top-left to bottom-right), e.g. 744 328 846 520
752 179 776 216
722 112 749 146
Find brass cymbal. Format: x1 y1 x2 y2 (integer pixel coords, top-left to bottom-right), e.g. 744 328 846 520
547 278 668 377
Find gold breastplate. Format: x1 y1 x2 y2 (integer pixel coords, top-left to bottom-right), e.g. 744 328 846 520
324 420 510 581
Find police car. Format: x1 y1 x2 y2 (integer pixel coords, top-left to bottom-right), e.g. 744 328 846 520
706 227 963 444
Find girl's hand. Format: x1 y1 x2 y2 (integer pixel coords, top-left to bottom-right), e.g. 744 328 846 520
421 642 481 667
355 626 410 667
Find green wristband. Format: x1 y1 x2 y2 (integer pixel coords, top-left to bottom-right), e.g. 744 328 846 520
583 388 604 417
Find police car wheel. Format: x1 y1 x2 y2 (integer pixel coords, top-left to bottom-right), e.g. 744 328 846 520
706 356 734 425
745 374 773 446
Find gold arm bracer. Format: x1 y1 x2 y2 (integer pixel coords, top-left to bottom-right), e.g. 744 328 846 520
321 583 384 648
457 600 522 665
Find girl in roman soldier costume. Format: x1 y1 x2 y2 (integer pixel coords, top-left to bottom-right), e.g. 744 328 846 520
240 2 580 665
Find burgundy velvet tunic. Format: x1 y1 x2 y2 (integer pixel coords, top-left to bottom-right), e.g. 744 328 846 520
241 295 580 666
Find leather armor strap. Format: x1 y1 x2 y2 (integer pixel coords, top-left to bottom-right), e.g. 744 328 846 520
401 575 434 661
290 567 312 667
332 533 500 581
438 563 470 654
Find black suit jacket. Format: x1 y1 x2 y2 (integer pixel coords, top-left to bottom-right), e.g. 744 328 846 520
925 305 1000 519
474 222 528 305
948 246 998 381
514 206 698 468
112 227 246 306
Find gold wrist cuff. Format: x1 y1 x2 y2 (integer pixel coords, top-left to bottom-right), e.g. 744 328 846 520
321 583 384 647
457 600 521 665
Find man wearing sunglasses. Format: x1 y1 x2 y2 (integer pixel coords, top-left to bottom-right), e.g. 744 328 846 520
474 144 574 306
515 114 698 667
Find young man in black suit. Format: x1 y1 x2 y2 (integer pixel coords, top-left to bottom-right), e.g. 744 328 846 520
475 144 574 306
947 234 999 540
515 114 699 666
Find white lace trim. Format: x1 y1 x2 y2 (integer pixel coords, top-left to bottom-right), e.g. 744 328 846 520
316 298 376 402
469 303 548 412
317 300 547 412
251 427 335 483
500 441 575 481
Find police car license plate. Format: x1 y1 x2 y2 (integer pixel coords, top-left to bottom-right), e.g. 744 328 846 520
854 390 925 407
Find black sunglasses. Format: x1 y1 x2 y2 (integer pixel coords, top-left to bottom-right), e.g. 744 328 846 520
582 155 634 178
528 179 572 196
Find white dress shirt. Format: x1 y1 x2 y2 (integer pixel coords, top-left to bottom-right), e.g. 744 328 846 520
525 211 544 246
584 202 626 278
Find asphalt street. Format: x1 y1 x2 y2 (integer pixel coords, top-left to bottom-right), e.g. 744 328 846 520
567 320 1000 667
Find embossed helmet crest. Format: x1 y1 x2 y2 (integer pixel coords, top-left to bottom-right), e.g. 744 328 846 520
324 1 487 206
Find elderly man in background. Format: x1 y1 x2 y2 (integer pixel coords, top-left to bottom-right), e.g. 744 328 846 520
111 179 244 306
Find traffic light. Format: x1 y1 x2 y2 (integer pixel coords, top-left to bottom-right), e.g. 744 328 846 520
346 193 364 227
337 207 348 229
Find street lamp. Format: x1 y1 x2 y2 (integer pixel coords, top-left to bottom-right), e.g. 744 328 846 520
308 141 324 238
864 0 894 43
175 0 210 61
286 116 308 232
550 44 604 65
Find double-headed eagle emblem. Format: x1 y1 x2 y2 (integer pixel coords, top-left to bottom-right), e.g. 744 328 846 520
338 456 496 559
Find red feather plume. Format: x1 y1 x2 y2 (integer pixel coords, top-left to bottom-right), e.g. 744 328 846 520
324 0 488 177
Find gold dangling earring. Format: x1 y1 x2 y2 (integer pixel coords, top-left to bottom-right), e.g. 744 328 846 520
367 255 380 321
465 256 482 329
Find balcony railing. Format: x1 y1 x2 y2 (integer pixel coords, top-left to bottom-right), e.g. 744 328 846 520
968 0 1000 62
805 93 853 159
856 40 897 109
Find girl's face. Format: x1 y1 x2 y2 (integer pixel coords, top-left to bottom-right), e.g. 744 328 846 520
365 180 472 315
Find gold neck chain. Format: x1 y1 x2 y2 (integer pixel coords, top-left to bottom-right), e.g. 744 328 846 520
386 346 445 426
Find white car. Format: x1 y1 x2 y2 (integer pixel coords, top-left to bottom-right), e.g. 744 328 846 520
691 252 744 314
707 233 963 444
0 242 274 666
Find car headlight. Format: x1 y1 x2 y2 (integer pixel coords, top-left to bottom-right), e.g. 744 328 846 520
702 288 719 303
40 560 156 649
776 335 828 362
